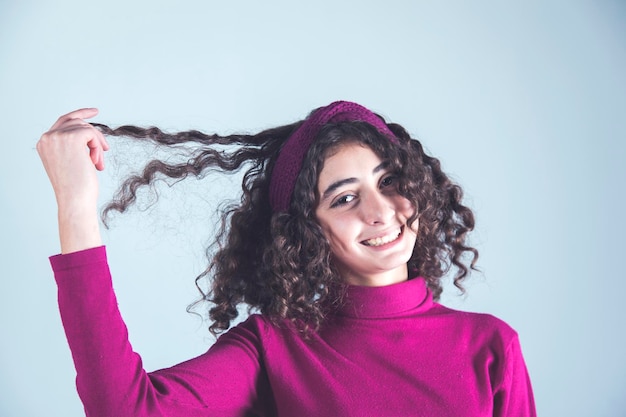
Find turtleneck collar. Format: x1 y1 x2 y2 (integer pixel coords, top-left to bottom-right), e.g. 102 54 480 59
338 277 433 319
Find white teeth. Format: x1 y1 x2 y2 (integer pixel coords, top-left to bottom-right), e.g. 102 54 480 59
363 229 401 247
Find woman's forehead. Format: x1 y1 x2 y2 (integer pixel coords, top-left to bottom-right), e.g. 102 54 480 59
317 144 384 186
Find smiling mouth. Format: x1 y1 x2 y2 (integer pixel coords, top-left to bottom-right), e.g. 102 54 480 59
361 227 402 247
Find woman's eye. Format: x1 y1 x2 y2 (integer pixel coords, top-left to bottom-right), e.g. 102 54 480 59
380 175 397 188
331 194 355 208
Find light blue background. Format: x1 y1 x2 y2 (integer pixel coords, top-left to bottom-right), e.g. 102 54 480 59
1 1 625 415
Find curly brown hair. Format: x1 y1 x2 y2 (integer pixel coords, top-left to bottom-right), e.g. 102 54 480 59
94 108 477 335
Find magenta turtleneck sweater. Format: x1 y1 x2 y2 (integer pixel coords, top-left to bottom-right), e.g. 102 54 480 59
50 246 535 417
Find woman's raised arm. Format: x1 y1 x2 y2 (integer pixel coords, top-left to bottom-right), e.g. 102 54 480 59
40 110 270 416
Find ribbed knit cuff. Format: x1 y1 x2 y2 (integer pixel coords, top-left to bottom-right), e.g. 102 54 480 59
49 246 108 272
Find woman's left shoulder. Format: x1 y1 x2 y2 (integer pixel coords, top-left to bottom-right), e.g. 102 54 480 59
431 303 520 343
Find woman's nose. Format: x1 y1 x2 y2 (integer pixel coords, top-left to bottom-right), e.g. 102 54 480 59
360 191 393 225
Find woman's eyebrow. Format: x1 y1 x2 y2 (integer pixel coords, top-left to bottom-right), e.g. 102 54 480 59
320 162 388 201
373 161 388 174
321 178 357 200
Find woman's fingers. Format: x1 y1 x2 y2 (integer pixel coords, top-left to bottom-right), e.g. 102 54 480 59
37 108 110 207
87 132 108 171
49 107 99 131
41 108 109 170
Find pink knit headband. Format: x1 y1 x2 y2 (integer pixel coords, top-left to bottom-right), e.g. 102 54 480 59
269 100 397 213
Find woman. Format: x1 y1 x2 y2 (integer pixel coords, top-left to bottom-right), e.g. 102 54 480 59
38 101 536 416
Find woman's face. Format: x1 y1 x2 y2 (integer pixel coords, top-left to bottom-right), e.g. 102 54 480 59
315 142 418 287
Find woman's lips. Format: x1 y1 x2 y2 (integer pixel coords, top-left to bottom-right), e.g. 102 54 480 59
361 227 402 247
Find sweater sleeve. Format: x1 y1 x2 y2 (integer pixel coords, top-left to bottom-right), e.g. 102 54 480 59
492 333 537 417
50 246 273 417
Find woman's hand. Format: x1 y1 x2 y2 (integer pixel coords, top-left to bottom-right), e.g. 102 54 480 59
37 108 110 253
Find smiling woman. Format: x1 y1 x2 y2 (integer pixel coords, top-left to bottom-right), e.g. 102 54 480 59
38 101 536 416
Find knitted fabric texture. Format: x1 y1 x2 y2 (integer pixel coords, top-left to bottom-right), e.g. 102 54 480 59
269 101 397 212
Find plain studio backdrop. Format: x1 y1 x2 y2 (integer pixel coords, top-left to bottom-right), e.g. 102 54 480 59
1 1 625 416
